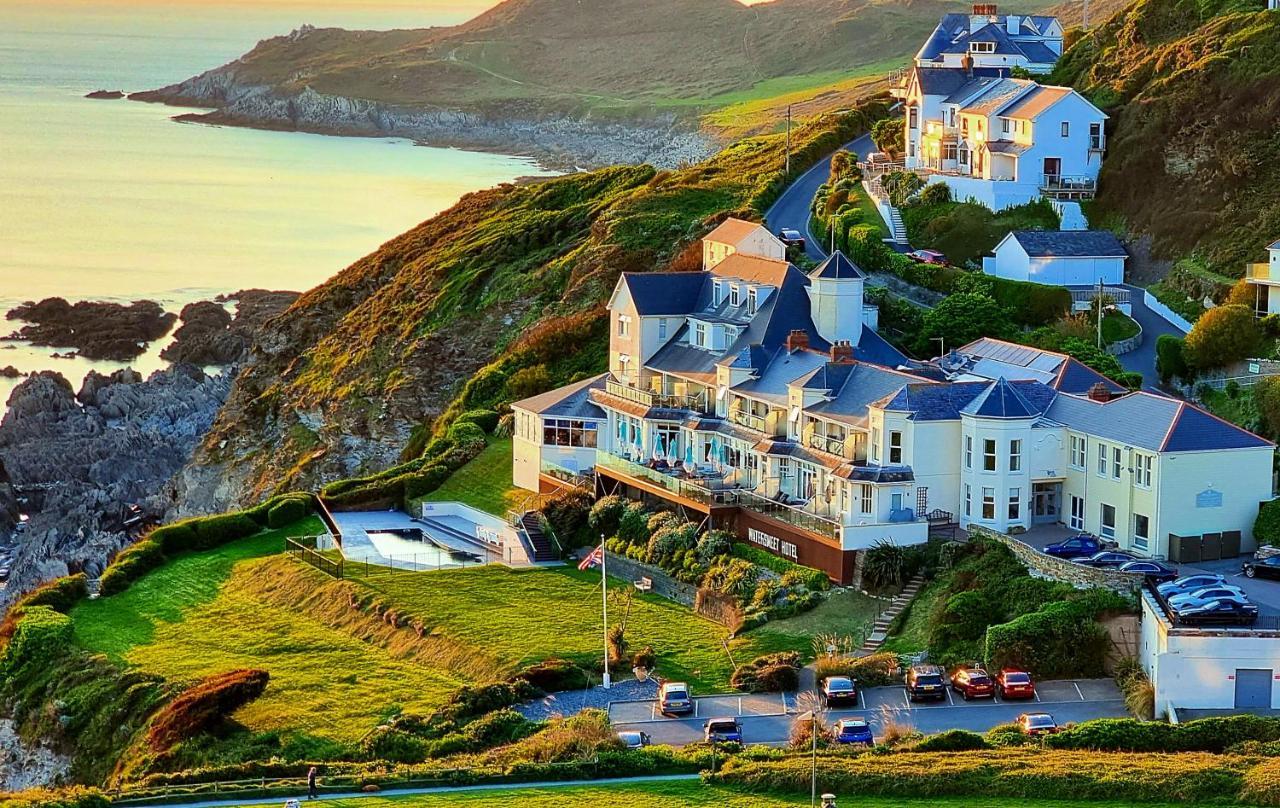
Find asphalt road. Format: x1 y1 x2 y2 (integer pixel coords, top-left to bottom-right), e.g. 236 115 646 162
1116 283 1188 388
613 679 1127 747
764 132 876 262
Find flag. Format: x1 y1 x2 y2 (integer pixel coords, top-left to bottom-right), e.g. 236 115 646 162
578 545 603 571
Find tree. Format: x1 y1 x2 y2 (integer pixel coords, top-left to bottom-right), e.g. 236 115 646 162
1155 334 1190 385
1183 304 1262 371
871 118 905 159
1225 278 1260 309
916 292 1014 355
1253 376 1280 439
881 170 924 207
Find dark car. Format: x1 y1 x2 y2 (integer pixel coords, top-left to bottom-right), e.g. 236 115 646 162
1244 555 1280 580
703 717 743 744
905 664 947 702
1157 573 1227 598
1044 534 1104 559
1017 712 1059 736
1118 560 1179 585
1173 599 1259 627
1071 550 1138 569
659 682 693 716
834 718 874 746
909 248 947 265
996 668 1036 700
950 666 995 700
821 676 858 707
777 228 806 250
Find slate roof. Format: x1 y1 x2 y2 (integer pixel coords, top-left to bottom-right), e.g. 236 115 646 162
955 338 1125 395
1009 230 1128 258
961 78 1034 116
918 13 1062 65
985 141 1031 155
962 377 1043 419
806 362 936 427
1269 239 1280 250
877 381 991 420
620 272 706 316
1161 403 1274 452
912 66 977 97
512 373 607 418
944 76 1004 104
732 348 830 406
810 251 867 280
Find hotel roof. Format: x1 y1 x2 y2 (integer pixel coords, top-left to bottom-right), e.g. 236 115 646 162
511 373 607 418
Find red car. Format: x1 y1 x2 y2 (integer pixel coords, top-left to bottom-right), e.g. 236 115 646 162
950 666 995 700
996 668 1036 700
909 248 948 265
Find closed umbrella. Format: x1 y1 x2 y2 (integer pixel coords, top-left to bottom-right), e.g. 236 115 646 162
653 434 665 463
683 443 696 475
666 436 680 465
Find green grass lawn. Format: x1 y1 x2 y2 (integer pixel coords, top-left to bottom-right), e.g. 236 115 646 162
749 589 885 657
1101 312 1140 345
421 437 520 516
304 780 1210 808
879 575 946 655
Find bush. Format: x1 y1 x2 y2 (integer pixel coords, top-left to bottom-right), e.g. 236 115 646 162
912 729 990 752
1256 499 1280 547
150 522 199 554
445 420 488 454
861 540 911 589
730 543 829 591
1156 334 1190 384
403 464 452 503
13 574 88 615
515 659 591 693
455 409 500 434
0 788 110 808
1184 304 1262 371
919 182 951 206
146 669 271 751
617 503 653 546
0 606 73 679
985 723 1033 747
1048 715 1280 754
730 652 802 693
695 529 733 565
266 497 309 529
588 495 628 539
98 539 165 596
984 600 1110 678
631 646 657 671
192 512 261 550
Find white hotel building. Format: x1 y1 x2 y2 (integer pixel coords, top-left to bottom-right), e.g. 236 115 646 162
513 220 1274 584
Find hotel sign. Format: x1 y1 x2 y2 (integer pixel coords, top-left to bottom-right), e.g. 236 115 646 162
748 527 798 561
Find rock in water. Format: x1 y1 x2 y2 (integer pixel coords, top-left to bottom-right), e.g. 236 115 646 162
162 290 298 366
0 367 230 603
5 298 177 361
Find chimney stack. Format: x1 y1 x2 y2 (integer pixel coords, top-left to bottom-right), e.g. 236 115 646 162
1087 382 1114 403
831 340 855 364
785 330 810 352
1006 14 1020 35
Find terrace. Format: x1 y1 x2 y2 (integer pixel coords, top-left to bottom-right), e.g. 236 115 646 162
603 378 710 413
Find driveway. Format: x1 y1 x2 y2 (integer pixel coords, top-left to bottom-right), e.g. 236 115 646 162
612 679 1126 747
1117 283 1188 389
764 133 875 262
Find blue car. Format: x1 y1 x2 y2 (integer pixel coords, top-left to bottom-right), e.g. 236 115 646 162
835 718 874 745
704 717 743 744
1043 535 1103 559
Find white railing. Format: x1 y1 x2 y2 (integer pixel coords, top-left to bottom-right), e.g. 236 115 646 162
1141 290 1193 334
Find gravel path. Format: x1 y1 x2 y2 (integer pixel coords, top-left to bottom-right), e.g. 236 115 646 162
516 678 659 721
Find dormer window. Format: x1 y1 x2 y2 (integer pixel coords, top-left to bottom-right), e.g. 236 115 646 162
694 322 707 348
970 41 996 53
747 287 758 314
712 280 725 305
730 285 741 306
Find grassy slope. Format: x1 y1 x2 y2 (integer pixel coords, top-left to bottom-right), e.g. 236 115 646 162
421 437 519 516
309 782 1209 807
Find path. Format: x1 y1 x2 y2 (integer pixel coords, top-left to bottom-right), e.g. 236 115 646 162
764 132 876 262
1116 283 1186 389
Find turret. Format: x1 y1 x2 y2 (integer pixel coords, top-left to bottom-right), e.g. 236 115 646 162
806 251 867 345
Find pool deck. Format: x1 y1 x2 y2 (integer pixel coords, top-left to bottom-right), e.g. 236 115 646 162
331 509 494 571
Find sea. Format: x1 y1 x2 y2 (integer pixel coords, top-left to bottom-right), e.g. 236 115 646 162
0 0 544 408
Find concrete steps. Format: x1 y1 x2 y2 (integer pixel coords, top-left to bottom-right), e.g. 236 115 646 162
887 208 908 243
858 573 925 655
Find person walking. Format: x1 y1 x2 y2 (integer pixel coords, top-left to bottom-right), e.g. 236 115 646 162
307 766 318 800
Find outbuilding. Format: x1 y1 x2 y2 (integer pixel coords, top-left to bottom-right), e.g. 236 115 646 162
983 230 1127 286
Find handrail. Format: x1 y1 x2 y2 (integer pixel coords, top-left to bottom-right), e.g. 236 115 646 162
733 489 842 542
603 379 707 412
313 494 344 547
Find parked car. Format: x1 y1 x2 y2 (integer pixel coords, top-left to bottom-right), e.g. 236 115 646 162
1118 560 1179 585
1158 573 1227 598
995 668 1036 700
1070 550 1139 568
834 717 874 746
905 664 947 702
704 717 743 744
777 228 806 250
1017 712 1059 736
908 248 948 265
659 682 693 716
617 730 651 749
1174 599 1259 626
821 676 858 707
950 666 995 700
1044 534 1105 559
1244 555 1280 580
1167 586 1248 611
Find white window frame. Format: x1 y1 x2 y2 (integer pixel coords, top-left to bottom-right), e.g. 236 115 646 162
1135 453 1152 488
871 427 881 463
1069 435 1085 470
964 484 972 517
747 287 758 314
1100 503 1117 539
1070 495 1085 530
729 285 741 307
981 487 996 520
694 322 707 348
1096 442 1107 477
964 435 973 469
1112 446 1122 481
657 318 667 341
889 431 903 465
859 484 873 515
1134 513 1150 551
617 314 631 337
1008 487 1021 521
983 438 997 472
1009 439 1022 472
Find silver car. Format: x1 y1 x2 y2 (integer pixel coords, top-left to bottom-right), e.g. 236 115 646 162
1157 574 1226 598
1167 585 1248 611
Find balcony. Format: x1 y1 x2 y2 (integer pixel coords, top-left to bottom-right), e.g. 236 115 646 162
1040 175 1097 199
734 490 842 543
1246 263 1279 284
595 452 736 508
603 379 707 412
807 432 846 458
731 410 767 432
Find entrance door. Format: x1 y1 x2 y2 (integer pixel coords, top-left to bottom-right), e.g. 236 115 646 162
1069 495 1085 530
1235 669 1274 709
1043 157 1062 188
1032 483 1060 524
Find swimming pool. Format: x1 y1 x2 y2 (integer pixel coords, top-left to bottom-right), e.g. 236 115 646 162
364 528 483 568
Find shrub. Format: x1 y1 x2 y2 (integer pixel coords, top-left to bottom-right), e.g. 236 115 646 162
403 464 452 503
617 503 653 546
695 529 733 565
789 716 836 750
147 669 271 751
985 723 1033 747
455 409 500 433
919 182 951 206
192 512 261 550
266 497 309 529
1155 334 1190 384
984 600 1109 677
0 606 73 679
730 543 829 591
98 539 165 596
588 495 628 539
1048 715 1280 754
13 573 88 615
861 540 910 589
505 365 552 401
646 511 679 536
515 659 590 693
1258 499 1280 547
445 421 488 454
0 788 110 808
631 646 657 671
704 557 761 602
912 729 990 752
150 522 199 554
1184 304 1263 370
731 652 802 693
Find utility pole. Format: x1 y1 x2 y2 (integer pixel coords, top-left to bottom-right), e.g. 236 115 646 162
785 105 793 176
1084 0 1090 29
1096 277 1104 350
601 532 611 689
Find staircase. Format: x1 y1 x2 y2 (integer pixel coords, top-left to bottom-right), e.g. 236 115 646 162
887 207 908 244
518 511 558 562
858 573 925 655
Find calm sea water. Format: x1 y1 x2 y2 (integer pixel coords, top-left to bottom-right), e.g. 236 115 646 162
0 1 540 404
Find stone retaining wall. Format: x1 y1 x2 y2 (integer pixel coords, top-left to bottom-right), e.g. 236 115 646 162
973 527 1143 595
603 551 697 608
1106 323 1143 357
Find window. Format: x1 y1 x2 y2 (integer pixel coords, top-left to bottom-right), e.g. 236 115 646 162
943 142 958 162
543 418 599 448
909 106 919 130
1070 435 1086 469
891 491 904 512
959 146 970 166
871 427 881 463
1070 495 1085 530
1135 453 1152 488
657 318 667 341
964 484 972 517
729 285 741 307
961 117 969 136
889 431 903 464
1134 513 1150 550
948 108 956 127
694 322 707 348
964 435 973 469
908 141 916 158
1009 439 1022 472
983 438 997 472
1112 446 1122 480
1002 118 1012 134
1096 442 1107 476
1089 122 1104 150
970 41 995 53
747 287 758 314
616 354 630 378
859 484 873 515
1008 487 1021 521
981 487 995 520
617 315 631 337
712 280 724 305
1100 504 1116 539
1060 121 1070 137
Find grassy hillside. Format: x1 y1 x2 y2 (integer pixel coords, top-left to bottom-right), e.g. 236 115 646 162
1052 0 1280 273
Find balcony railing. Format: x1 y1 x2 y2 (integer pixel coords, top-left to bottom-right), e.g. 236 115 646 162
734 490 842 542
604 379 707 412
595 452 736 507
1247 263 1275 282
731 410 767 433
807 433 846 457
1041 175 1097 192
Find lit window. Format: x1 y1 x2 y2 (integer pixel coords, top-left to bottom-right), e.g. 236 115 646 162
983 439 997 472
982 487 995 520
1009 439 1022 472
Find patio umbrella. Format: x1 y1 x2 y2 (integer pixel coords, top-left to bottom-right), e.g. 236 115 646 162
683 443 696 475
666 436 680 465
652 434 665 462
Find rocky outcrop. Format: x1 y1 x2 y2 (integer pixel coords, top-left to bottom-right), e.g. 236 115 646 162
133 72 714 171
0 367 230 603
161 290 299 366
4 298 177 361
85 90 125 100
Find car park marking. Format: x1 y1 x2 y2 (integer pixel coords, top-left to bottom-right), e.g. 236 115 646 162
945 687 955 706
1072 682 1085 701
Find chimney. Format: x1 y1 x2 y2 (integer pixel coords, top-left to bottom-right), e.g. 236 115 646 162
831 340 854 364
1087 382 1114 403
785 329 810 352
1006 14 1020 35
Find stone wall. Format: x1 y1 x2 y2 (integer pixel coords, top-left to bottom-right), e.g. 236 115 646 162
603 551 697 608
973 527 1143 595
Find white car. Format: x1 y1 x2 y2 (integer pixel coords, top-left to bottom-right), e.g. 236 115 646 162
1167 585 1249 611
1157 574 1226 598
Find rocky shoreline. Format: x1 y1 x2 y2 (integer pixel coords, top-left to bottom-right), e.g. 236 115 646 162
5 298 177 361
130 73 715 172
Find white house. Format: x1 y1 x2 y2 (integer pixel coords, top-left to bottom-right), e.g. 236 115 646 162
1242 239 1280 316
983 230 1128 286
701 217 786 271
904 71 1108 211
914 5 1063 74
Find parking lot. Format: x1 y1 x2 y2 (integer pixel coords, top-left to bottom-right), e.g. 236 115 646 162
611 679 1127 747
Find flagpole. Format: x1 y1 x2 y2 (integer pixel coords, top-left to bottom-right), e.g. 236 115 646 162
601 532 611 689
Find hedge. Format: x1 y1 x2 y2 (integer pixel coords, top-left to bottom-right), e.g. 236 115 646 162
0 788 110 808
322 426 487 512
983 599 1110 678
455 409 500 434
730 652 802 693
730 543 830 591
911 730 990 752
1047 715 1280 754
0 606 74 680
0 573 90 643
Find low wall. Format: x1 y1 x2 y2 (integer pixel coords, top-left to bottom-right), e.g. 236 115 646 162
1142 290 1193 334
1106 323 1143 357
603 551 697 608
973 527 1143 595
